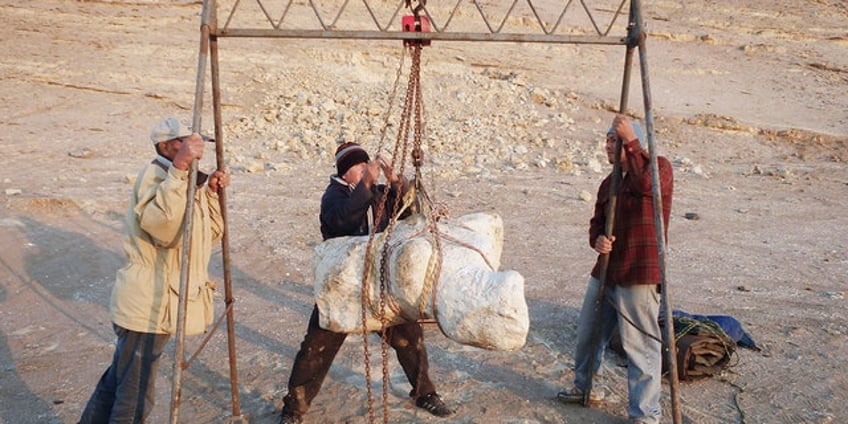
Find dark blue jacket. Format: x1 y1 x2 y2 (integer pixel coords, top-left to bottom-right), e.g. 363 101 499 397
319 176 408 241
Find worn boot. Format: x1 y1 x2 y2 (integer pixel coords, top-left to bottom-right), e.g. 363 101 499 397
279 411 303 424
415 392 453 417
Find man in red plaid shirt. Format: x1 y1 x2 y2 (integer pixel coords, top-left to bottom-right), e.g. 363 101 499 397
558 114 673 424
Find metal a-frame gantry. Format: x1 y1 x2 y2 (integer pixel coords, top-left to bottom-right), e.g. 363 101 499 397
171 1 681 423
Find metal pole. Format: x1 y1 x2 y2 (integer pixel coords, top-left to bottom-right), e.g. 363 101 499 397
170 2 213 422
581 3 637 407
208 1 246 419
631 0 683 422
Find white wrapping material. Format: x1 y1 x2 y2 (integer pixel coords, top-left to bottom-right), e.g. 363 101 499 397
313 212 529 351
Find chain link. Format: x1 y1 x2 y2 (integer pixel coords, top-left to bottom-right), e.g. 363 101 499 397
360 37 442 424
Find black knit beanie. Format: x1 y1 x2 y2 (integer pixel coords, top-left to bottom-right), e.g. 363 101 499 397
335 142 370 177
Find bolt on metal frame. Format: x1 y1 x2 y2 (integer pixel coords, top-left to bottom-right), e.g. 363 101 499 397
171 1 682 423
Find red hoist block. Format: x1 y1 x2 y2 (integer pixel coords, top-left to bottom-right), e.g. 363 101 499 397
402 15 431 46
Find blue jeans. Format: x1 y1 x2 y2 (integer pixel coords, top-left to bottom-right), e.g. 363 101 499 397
572 277 662 424
78 325 170 424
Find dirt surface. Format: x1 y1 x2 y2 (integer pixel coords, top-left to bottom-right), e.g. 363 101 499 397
1 1 847 423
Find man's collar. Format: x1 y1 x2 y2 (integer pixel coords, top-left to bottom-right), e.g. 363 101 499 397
154 154 173 169
331 175 355 191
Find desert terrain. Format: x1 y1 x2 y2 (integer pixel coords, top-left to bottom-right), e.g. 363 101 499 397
1 1 847 423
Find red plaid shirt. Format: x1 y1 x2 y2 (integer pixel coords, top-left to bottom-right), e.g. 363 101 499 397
590 139 673 286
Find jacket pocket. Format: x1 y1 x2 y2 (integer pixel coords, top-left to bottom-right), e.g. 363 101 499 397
167 279 215 336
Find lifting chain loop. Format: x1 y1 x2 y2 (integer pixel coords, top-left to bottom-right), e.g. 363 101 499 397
361 35 438 424
410 44 424 173
360 233 378 423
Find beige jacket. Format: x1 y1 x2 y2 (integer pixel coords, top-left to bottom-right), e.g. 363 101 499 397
109 156 223 335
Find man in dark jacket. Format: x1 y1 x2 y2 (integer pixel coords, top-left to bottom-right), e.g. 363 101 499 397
279 142 452 424
557 115 673 424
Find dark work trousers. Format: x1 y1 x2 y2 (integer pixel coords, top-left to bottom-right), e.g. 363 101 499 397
282 305 437 416
78 325 170 424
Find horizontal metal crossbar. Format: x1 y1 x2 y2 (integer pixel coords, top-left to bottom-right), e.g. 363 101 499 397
215 28 626 44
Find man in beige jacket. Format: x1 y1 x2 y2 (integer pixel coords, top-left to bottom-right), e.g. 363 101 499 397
79 117 229 423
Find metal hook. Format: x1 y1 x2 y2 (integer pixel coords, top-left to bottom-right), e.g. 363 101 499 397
405 0 426 17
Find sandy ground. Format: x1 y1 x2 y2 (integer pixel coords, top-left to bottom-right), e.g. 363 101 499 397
1 1 847 423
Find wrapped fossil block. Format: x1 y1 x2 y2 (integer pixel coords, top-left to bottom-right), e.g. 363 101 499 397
313 211 528 351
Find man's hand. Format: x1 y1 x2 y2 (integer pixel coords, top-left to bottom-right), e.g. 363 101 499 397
377 154 398 184
208 169 230 193
611 114 636 145
593 234 616 254
172 133 204 170
361 160 381 188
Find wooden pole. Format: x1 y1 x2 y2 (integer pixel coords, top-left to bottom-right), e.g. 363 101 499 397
169 2 212 422
208 1 246 420
581 3 637 407
631 0 683 421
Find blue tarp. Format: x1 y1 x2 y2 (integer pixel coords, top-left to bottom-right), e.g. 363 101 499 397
671 309 760 351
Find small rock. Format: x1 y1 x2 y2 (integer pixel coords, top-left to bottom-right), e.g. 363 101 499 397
587 157 603 173
824 291 844 300
684 212 700 220
246 161 266 173
68 148 94 159
266 162 291 172
578 190 592 202
691 165 710 178
5 188 22 196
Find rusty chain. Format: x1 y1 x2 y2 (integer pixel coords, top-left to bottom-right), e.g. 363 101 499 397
360 12 444 422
